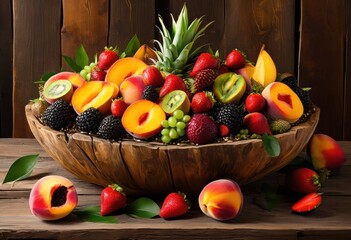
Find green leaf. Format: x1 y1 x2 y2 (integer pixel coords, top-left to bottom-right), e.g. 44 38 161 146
34 72 56 84
2 154 39 184
262 133 280 157
73 206 119 223
63 55 82 72
75 44 89 69
122 34 141 57
126 197 160 218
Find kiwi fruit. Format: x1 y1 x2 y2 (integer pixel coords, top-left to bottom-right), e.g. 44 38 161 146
43 79 73 104
161 90 190 115
213 72 246 104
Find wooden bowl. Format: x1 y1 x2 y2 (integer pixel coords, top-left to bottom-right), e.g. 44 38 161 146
26 104 320 196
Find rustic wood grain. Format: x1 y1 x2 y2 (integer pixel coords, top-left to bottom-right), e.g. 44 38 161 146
224 0 296 74
25 103 320 196
109 0 155 51
344 1 351 140
0 0 13 138
298 0 347 140
12 0 61 138
0 138 351 239
61 0 109 67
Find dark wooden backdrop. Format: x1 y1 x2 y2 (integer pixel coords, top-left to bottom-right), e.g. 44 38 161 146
0 0 350 140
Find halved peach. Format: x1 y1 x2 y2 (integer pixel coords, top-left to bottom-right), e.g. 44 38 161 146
133 44 158 65
122 99 166 139
105 57 148 87
71 81 118 115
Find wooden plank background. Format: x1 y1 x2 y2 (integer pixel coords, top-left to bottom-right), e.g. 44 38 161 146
0 0 350 140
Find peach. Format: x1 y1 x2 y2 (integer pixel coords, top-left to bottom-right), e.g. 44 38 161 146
122 99 166 139
71 81 119 115
235 62 255 93
133 44 158 65
262 82 303 123
307 134 346 172
105 57 148 87
120 75 146 104
44 71 86 90
29 175 78 221
198 179 243 221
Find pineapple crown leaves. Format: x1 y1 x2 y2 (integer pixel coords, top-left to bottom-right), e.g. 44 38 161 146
154 4 214 74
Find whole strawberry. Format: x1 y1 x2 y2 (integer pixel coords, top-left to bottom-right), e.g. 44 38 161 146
189 53 219 78
192 68 217 93
98 46 119 71
100 184 127 216
225 49 246 70
160 192 190 219
159 74 189 98
90 66 107 81
186 114 218 144
243 112 272 135
111 98 128 117
245 93 266 113
191 91 215 113
285 167 321 194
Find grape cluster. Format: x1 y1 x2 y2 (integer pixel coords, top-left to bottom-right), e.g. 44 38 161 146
160 110 191 143
80 62 97 81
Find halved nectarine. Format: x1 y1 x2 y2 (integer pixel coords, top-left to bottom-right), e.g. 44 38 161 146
122 99 166 139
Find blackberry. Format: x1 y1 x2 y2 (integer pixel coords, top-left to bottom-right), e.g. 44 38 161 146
42 99 76 130
278 73 298 89
76 107 102 133
97 115 124 140
143 85 159 102
293 86 311 112
213 103 243 135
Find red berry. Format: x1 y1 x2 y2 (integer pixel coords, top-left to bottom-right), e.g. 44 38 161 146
100 184 127 216
191 91 215 113
219 124 230 137
291 192 322 214
186 114 218 144
226 49 246 70
285 167 321 194
245 93 266 113
90 66 107 81
159 74 189 98
243 112 272 135
159 192 190 219
111 99 128 117
190 53 219 78
98 47 119 71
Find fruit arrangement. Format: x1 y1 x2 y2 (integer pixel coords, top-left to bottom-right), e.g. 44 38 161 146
32 4 314 147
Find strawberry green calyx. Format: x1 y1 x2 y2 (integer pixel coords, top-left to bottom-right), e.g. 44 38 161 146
178 191 191 209
104 46 119 54
108 184 124 194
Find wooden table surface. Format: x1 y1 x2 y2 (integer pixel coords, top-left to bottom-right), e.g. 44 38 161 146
0 138 350 240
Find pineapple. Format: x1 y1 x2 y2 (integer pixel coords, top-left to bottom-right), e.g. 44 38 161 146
154 4 213 76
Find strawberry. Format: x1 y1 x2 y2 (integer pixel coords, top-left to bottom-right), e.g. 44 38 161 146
111 98 128 117
142 66 164 87
192 68 217 93
159 74 189 98
291 192 322 214
226 49 246 70
243 112 272 135
186 114 218 144
245 93 266 113
219 124 230 137
218 64 230 75
159 192 190 219
98 46 119 71
285 167 321 194
90 66 107 81
100 184 127 216
189 53 219 78
191 91 215 113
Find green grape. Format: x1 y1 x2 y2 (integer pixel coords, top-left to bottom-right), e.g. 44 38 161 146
161 120 169 128
173 110 184 120
86 73 91 81
182 115 191 122
161 128 170 136
169 128 179 139
161 135 171 144
90 62 96 67
176 121 186 129
84 65 91 72
176 128 185 137
168 116 177 128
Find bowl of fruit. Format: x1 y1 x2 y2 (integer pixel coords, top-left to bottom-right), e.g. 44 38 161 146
26 5 319 196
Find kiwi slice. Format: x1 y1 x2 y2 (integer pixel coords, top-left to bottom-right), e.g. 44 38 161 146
43 79 73 103
213 72 246 104
161 90 190 115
